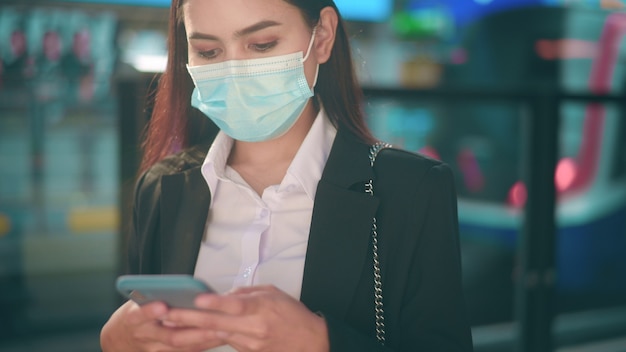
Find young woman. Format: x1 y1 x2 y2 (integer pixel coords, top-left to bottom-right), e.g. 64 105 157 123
100 0 473 351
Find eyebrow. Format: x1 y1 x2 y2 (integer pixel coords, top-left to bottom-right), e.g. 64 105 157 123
188 20 282 41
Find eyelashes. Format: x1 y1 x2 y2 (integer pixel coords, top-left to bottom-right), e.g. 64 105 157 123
249 41 277 52
195 40 279 60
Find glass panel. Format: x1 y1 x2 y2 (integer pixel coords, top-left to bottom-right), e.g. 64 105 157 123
364 96 626 351
0 5 120 346
556 107 626 313
366 98 525 328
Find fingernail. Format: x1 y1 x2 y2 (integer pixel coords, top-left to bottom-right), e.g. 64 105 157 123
195 294 213 307
153 304 167 315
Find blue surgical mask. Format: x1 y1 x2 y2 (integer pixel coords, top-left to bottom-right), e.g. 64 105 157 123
187 31 319 142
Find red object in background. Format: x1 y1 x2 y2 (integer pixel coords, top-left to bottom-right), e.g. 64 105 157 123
73 29 91 64
535 39 597 60
11 31 27 59
570 13 626 191
508 181 527 209
418 145 441 160
43 31 62 62
555 157 578 192
457 148 485 193
450 48 468 65
507 157 578 208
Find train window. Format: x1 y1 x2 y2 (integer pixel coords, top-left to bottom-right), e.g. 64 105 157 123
365 98 525 204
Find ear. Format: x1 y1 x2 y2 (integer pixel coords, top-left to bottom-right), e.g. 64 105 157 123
313 6 338 64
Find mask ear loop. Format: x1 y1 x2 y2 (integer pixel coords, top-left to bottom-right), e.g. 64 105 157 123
303 27 317 62
303 27 320 89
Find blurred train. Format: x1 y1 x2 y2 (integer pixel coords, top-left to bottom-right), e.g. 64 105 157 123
367 6 626 325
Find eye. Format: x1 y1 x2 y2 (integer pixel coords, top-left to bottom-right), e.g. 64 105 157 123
197 48 222 60
250 41 277 52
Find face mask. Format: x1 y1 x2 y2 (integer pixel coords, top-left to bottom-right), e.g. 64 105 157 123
187 30 319 142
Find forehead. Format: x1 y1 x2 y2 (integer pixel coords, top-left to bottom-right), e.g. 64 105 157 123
182 0 307 35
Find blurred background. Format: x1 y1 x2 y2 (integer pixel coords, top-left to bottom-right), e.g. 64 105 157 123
0 0 625 351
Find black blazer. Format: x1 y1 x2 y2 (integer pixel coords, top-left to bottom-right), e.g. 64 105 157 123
127 129 474 351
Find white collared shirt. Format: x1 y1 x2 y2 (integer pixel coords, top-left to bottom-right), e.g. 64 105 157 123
194 109 337 301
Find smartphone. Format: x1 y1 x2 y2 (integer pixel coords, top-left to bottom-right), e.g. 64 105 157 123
116 274 216 310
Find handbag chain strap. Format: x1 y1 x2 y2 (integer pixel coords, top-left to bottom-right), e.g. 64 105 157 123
367 142 391 345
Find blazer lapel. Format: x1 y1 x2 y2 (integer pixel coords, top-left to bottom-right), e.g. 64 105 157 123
160 166 210 275
153 130 377 318
300 131 379 319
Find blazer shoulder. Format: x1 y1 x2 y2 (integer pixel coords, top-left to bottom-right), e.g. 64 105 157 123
372 147 456 200
141 143 208 180
135 143 209 198
377 147 450 177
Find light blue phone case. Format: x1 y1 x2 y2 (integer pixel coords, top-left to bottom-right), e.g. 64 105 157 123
116 275 214 309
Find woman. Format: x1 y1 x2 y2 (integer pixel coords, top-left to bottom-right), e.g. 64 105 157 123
100 0 473 351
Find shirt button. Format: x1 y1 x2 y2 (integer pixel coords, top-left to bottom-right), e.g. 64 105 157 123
242 267 252 278
259 209 269 217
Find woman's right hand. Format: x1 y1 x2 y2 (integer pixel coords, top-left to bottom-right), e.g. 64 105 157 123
100 300 224 352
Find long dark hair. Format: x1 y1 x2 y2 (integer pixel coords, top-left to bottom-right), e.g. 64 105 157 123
139 0 375 173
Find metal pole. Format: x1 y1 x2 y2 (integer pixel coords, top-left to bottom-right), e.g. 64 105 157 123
515 90 560 352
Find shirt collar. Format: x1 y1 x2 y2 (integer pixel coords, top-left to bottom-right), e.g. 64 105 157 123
201 107 337 201
201 130 233 197
283 107 336 200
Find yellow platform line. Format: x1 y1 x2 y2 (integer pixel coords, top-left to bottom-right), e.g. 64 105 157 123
0 213 11 237
67 206 119 234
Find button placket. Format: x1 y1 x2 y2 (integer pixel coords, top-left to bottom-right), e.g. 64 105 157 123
234 203 269 287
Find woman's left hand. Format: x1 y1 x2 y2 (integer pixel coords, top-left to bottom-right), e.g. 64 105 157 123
164 285 330 352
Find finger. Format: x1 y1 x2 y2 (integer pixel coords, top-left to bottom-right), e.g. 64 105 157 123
220 332 266 352
227 285 278 295
126 301 169 326
138 324 219 351
162 308 226 328
200 285 291 316
136 339 203 352
194 294 250 315
149 340 213 352
165 309 268 339
159 326 226 349
194 285 283 314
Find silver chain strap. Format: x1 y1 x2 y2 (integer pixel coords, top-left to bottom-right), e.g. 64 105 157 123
367 142 391 345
